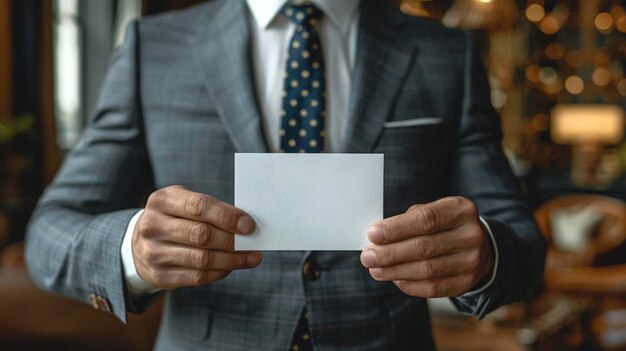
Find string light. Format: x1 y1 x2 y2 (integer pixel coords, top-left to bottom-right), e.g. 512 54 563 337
592 68 611 87
594 12 613 31
540 15 560 34
545 42 565 60
532 114 549 132
526 4 545 23
565 76 584 94
539 66 558 85
525 64 541 82
617 16 626 33
617 79 626 96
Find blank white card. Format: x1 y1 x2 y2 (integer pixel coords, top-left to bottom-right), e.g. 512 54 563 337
234 153 383 250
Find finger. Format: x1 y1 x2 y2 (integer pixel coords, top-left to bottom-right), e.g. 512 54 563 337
369 197 477 244
152 268 232 290
148 185 255 234
361 230 466 268
157 245 262 271
368 252 471 281
152 217 235 250
393 274 475 298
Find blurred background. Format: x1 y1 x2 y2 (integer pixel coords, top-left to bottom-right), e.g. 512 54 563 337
0 0 625 350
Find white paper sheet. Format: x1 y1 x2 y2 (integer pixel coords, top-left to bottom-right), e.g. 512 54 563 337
234 153 383 251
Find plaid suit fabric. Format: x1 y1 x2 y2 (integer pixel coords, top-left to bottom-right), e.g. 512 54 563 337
25 0 546 350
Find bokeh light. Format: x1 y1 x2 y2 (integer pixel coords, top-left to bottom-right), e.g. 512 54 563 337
526 4 545 23
617 16 626 33
540 15 560 34
532 113 549 132
594 12 613 31
592 68 611 87
617 79 626 96
539 66 559 85
525 64 541 82
545 42 565 60
566 50 584 67
565 75 584 94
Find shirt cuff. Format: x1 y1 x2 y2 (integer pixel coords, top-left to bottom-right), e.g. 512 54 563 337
121 209 161 296
462 216 499 297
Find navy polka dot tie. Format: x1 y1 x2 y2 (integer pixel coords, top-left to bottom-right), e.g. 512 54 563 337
279 2 326 153
281 5 321 349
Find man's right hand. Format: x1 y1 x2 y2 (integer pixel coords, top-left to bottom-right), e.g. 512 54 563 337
132 185 262 290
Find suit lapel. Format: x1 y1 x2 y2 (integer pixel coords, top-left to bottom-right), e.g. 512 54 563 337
191 0 268 153
343 1 416 153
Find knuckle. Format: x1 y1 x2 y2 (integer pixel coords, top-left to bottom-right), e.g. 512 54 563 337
139 264 157 286
468 226 484 242
184 194 209 219
137 216 154 237
213 270 230 281
190 271 208 286
145 267 159 286
458 197 478 217
415 237 436 258
190 250 212 269
215 208 239 231
142 242 159 263
224 234 235 251
468 271 481 286
146 190 164 207
423 282 440 298
421 260 438 279
188 223 210 247
408 204 421 213
419 206 438 233
467 249 481 268
230 253 246 269
380 248 395 266
201 270 227 284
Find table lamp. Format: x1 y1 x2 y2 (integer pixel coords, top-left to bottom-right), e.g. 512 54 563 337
551 104 625 188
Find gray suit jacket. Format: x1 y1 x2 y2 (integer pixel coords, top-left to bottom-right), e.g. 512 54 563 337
25 0 546 350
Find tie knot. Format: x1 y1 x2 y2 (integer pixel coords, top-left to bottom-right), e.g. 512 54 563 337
281 3 324 27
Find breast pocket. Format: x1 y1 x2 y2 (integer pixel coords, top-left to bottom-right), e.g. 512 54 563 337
374 118 451 216
383 117 442 129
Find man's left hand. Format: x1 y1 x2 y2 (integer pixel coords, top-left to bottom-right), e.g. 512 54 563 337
360 197 495 298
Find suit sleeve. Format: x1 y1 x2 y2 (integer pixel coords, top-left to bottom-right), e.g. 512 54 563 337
25 21 153 323
448 32 547 319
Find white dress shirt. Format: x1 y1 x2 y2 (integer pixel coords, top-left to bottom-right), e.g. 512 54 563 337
121 0 498 297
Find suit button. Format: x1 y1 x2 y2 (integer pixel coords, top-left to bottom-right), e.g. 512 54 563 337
302 260 321 281
89 293 99 309
89 293 112 313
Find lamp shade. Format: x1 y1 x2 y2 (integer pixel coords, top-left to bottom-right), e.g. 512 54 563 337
551 104 625 145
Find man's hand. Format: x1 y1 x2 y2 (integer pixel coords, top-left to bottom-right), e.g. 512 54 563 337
132 185 262 290
360 197 494 298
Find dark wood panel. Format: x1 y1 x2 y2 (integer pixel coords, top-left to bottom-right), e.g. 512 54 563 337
40 0 59 185
0 0 11 122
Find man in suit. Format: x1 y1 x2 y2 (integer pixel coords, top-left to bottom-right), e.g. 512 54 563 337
26 0 546 349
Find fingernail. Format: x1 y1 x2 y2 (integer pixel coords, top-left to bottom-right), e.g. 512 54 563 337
361 250 378 268
247 252 262 267
369 268 383 280
368 226 385 244
237 216 255 234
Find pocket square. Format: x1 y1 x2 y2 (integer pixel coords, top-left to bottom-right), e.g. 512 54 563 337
383 117 442 128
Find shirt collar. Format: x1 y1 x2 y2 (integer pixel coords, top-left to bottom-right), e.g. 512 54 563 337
246 0 360 35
